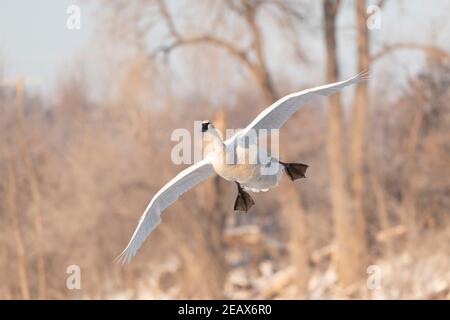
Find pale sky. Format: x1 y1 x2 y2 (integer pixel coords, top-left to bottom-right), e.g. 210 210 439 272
0 0 94 90
0 0 449 97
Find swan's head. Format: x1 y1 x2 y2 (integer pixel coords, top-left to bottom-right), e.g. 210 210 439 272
201 120 214 133
201 120 221 139
201 120 223 152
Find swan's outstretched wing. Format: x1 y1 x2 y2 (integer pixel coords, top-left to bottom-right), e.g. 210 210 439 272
229 72 368 142
116 159 215 264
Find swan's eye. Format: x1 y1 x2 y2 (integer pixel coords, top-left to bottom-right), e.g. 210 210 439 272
201 122 210 133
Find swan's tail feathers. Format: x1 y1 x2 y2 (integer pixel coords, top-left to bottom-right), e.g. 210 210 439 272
280 162 308 181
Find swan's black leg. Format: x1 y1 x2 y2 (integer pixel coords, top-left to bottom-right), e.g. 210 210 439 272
233 182 255 212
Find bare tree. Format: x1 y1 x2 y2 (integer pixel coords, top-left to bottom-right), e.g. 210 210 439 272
4 156 31 300
350 0 369 223
15 77 47 299
323 0 367 287
279 180 310 297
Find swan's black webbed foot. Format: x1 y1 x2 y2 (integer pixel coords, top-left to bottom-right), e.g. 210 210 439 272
280 161 309 181
233 182 255 212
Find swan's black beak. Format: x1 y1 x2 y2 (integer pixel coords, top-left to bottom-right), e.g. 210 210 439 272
201 122 209 133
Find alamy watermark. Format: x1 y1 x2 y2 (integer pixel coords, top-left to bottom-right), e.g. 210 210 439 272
367 5 381 30
66 265 81 290
366 265 382 290
66 5 81 30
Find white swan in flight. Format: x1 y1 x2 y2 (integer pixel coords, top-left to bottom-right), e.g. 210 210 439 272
116 73 368 263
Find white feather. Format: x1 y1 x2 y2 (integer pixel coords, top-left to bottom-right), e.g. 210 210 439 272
115 158 214 264
226 72 368 144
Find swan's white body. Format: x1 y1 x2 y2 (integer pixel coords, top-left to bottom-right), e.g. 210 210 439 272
116 72 368 263
205 128 283 192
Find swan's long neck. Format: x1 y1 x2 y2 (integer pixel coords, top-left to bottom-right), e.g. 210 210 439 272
203 129 226 161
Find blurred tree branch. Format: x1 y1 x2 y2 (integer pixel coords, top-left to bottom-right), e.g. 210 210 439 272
150 0 306 102
371 43 450 63
152 34 253 70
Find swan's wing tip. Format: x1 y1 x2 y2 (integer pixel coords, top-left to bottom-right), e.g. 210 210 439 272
354 70 371 82
114 249 133 265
